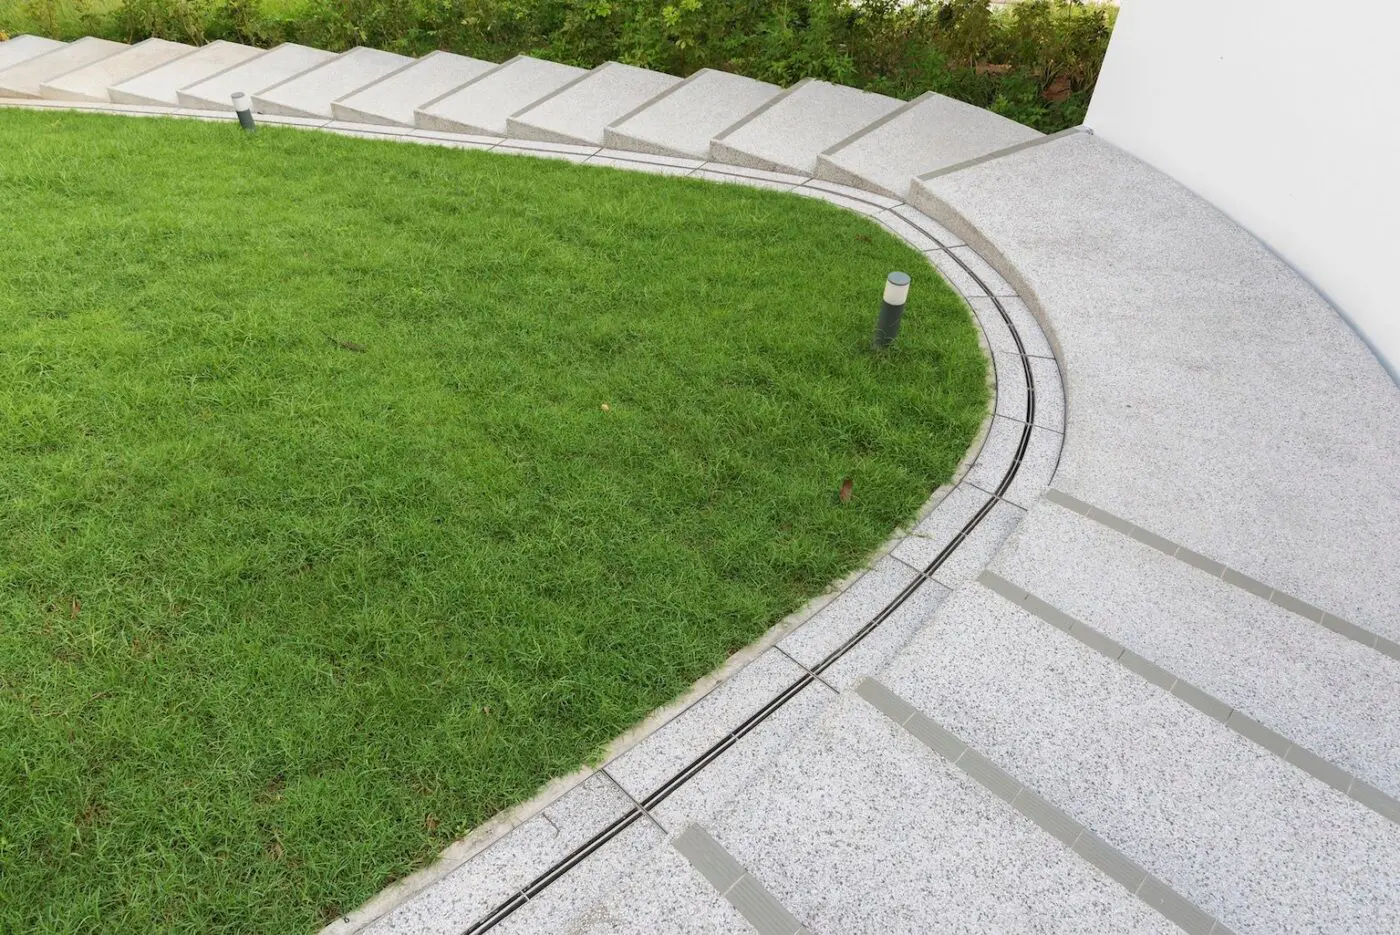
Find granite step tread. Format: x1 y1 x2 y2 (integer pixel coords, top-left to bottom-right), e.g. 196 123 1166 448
989 496 1400 805
815 90 1041 199
691 690 1184 934
0 34 67 73
252 46 413 119
330 50 496 127
710 78 903 176
506 61 681 147
877 581 1400 935
39 37 194 103
108 39 263 106
414 55 587 137
176 42 337 112
0 36 127 98
603 67 781 160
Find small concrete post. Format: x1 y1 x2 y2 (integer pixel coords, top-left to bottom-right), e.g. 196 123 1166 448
231 92 255 132
873 271 911 350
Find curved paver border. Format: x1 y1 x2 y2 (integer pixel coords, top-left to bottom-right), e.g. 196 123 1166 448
0 97 1065 934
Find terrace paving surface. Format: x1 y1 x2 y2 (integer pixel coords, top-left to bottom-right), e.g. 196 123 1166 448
2 34 1398 934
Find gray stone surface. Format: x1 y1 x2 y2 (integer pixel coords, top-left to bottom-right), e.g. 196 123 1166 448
253 46 411 118
889 483 991 572
651 681 835 831
568 830 755 934
39 37 194 103
815 91 1041 199
880 583 1400 935
992 498 1400 801
177 43 336 112
0 34 65 72
710 78 902 176
0 36 127 98
108 40 262 106
912 131 1400 640
330 51 495 127
963 415 1062 509
507 62 680 146
777 556 921 670
702 693 1180 934
491 820 666 935
605 649 805 801
603 68 780 159
414 55 586 136
363 771 633 935
967 294 1056 359
896 495 1026 590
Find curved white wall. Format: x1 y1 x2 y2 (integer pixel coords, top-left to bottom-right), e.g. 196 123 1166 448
1086 0 1400 378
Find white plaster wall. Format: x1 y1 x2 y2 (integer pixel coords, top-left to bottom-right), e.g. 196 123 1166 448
1086 0 1400 376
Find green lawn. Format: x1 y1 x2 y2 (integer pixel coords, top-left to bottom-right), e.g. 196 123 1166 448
0 109 987 933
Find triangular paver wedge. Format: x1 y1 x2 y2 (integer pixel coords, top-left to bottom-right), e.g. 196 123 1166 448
710 78 903 176
814 91 1042 199
330 50 496 127
253 47 413 119
0 36 127 98
0 34 66 72
109 40 264 106
506 61 681 146
414 55 587 136
39 37 195 103
177 43 336 112
603 68 781 160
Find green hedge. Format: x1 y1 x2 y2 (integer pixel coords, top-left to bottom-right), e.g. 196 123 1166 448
0 0 1115 132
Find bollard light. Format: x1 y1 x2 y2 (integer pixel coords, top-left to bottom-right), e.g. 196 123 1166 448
231 92 256 132
872 271 911 350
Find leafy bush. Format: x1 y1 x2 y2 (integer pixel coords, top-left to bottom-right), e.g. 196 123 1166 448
0 0 1116 132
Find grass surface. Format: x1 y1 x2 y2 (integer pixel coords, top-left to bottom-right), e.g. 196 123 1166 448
0 109 987 933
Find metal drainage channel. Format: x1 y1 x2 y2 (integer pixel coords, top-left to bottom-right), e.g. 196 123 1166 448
461 248 1042 934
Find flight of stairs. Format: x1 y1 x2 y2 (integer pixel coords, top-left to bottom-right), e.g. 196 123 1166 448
0 34 1041 201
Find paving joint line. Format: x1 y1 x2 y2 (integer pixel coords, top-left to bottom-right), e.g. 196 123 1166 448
854 677 1229 935
976 570 1400 826
1040 488 1398 662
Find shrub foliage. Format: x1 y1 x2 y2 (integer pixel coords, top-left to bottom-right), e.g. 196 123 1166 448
2 0 1114 132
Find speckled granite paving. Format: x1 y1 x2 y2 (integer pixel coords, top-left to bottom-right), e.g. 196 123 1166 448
3 32 1398 935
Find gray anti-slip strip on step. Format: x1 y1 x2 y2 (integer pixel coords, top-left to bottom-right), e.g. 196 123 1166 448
672 825 810 935
1042 488 1400 661
977 570 1400 826
853 678 1233 935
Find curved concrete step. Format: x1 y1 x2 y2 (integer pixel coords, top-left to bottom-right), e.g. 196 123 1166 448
991 496 1400 808
663 691 1185 934
0 34 66 72
176 42 337 112
506 61 681 147
602 68 781 160
0 36 126 98
39 37 194 103
108 39 263 106
414 55 587 137
815 91 1041 199
876 581 1400 934
710 78 903 176
330 50 495 127
909 131 1400 641
252 46 412 119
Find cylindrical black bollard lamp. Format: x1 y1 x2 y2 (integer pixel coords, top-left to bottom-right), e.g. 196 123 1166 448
873 271 911 350
232 92 256 132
